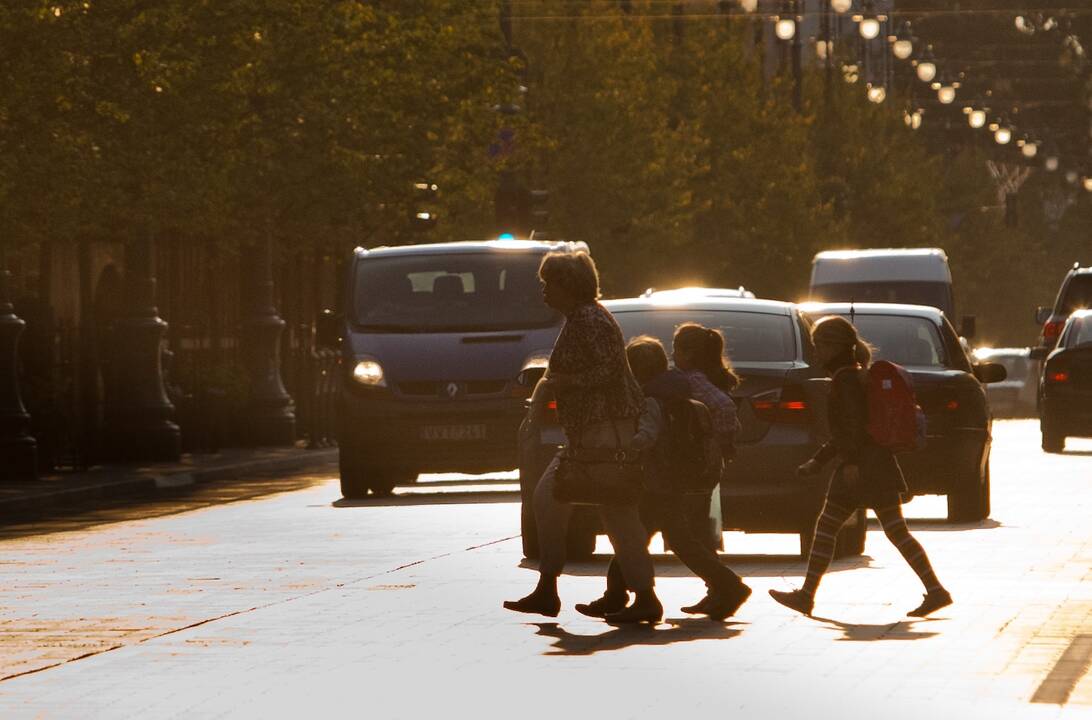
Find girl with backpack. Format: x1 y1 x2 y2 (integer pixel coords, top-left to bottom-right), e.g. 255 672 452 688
769 316 952 618
576 334 751 622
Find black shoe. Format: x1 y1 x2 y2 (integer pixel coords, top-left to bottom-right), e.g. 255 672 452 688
503 591 561 617
768 588 814 617
575 593 629 618
705 583 752 621
604 596 663 624
907 589 952 617
681 595 711 615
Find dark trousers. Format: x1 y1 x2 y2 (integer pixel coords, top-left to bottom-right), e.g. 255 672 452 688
606 491 743 595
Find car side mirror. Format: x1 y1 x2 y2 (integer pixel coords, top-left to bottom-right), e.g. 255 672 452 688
973 362 1007 384
959 315 976 341
1035 306 1052 325
517 366 547 388
1028 346 1050 361
315 310 342 349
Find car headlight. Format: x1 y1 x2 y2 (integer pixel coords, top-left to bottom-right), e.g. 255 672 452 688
351 358 387 387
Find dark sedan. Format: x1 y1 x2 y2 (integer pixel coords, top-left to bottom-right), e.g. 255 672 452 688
802 302 1007 521
518 292 869 560
1037 309 1092 453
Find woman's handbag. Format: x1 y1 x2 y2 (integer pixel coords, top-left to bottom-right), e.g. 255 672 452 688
553 422 644 506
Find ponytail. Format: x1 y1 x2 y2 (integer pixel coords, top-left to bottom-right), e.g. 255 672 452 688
674 323 740 393
853 341 872 367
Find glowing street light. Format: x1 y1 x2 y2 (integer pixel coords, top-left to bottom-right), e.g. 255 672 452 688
968 109 987 129
831 0 852 13
867 84 887 104
995 126 1013 145
775 15 797 40
890 21 914 60
915 46 937 83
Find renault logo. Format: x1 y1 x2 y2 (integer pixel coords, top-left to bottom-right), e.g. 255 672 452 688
445 382 460 399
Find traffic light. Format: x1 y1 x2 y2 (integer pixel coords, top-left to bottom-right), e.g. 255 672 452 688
411 181 438 231
495 172 551 237
529 189 549 231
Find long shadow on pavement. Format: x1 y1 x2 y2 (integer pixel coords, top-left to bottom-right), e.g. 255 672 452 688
522 554 875 578
531 618 743 656
810 616 940 642
333 489 519 508
892 518 1003 532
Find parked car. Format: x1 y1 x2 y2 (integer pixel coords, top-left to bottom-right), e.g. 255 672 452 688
1035 263 1092 352
1036 309 1092 453
808 248 977 340
972 347 1037 417
801 302 1006 521
518 294 869 560
325 239 588 498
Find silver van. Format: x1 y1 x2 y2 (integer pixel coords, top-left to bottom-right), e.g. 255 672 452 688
328 239 587 498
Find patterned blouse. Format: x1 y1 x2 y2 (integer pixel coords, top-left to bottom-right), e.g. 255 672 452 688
682 369 740 452
548 302 644 433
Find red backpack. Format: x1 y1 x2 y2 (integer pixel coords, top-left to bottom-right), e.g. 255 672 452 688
865 360 926 453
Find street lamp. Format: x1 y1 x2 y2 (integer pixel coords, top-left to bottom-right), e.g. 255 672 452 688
854 1 886 41
1065 169 1079 185
890 21 914 60
775 15 797 40
738 0 759 11
867 83 887 104
1022 140 1039 159
936 73 957 105
914 46 937 83
904 108 924 129
831 0 852 13
968 108 987 129
995 126 1013 145
1083 176 1092 193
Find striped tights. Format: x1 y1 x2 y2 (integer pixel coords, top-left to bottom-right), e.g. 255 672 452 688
801 500 943 598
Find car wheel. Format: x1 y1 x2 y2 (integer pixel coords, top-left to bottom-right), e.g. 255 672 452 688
1041 416 1065 453
833 509 868 558
338 448 369 499
947 459 989 522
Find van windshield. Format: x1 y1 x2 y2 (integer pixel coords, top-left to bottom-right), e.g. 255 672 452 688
352 252 560 332
811 281 953 317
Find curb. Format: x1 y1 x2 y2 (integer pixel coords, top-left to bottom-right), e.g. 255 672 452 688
0 448 339 522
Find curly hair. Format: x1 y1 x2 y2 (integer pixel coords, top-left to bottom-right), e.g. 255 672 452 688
538 251 600 304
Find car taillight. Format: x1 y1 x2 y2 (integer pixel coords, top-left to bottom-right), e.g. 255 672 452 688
752 387 810 424
1046 369 1070 384
1043 320 1064 343
544 399 560 424
945 399 959 411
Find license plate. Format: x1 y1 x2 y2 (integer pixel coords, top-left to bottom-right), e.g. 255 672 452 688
420 424 487 441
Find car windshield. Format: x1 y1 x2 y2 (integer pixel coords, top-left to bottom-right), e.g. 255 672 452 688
352 252 560 332
810 281 953 317
610 309 797 363
829 314 947 368
1065 317 1092 347
1060 275 1092 314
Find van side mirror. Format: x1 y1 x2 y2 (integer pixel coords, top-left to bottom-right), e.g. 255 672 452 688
316 310 342 349
973 362 1007 384
1028 346 1049 361
959 315 976 340
1035 306 1052 325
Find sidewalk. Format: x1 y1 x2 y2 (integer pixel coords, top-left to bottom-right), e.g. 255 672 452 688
0 444 339 521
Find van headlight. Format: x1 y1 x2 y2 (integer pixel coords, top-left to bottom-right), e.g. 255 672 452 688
351 358 387 387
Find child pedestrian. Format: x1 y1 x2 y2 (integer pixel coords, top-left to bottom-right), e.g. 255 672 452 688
768 315 952 618
578 332 750 622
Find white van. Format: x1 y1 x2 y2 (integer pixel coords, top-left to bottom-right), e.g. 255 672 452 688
808 248 974 338
809 248 953 314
